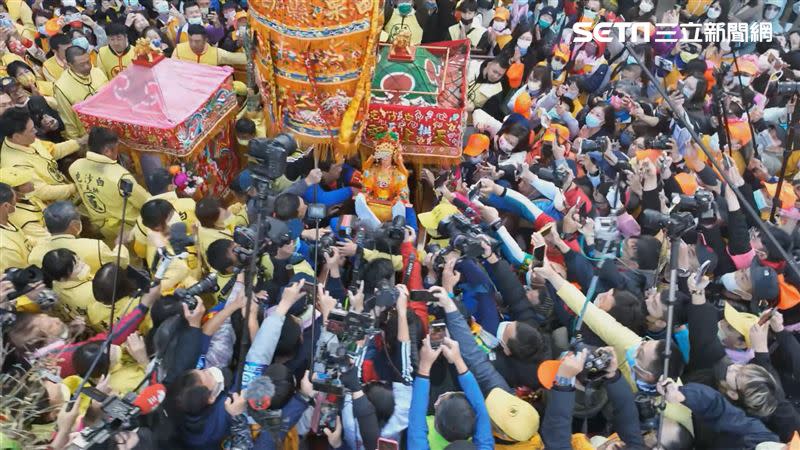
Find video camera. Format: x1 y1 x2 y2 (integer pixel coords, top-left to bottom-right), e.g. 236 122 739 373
232 217 293 262
672 189 716 224
312 309 377 395
248 134 295 183
640 210 697 238
2 266 57 309
173 273 218 311
436 213 497 260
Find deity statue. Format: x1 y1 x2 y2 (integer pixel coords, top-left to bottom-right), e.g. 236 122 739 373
360 131 410 222
388 28 415 62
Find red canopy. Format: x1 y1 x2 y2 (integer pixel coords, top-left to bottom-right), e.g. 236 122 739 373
75 58 236 157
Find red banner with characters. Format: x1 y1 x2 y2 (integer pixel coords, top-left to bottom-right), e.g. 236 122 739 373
363 106 465 160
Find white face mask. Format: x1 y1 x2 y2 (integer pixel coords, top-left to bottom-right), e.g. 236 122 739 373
528 80 541 93
764 8 779 19
498 136 514 152
496 321 512 342
188 16 203 25
706 6 721 18
207 367 225 400
62 0 76 6
73 261 91 280
720 272 751 299
551 60 565 71
639 1 653 13
155 1 169 13
517 38 532 49
493 21 506 31
737 75 751 85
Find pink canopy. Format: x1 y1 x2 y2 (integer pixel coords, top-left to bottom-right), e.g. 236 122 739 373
75 57 237 157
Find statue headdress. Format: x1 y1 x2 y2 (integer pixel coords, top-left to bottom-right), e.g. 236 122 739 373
373 131 401 160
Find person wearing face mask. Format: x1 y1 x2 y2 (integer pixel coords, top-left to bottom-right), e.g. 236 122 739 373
5 0 36 39
762 0 787 31
488 7 512 54
382 0 424 46
29 201 130 272
67 127 149 241
172 24 246 67
41 249 99 326
167 1 225 45
0 167 49 247
624 0 656 20
448 0 490 55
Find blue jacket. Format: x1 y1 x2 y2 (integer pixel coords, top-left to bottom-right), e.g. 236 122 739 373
681 383 779 449
455 258 499 335
253 394 312 449
179 395 232 450
408 371 494 450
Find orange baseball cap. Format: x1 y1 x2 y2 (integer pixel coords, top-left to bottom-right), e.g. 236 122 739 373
494 6 510 22
44 18 61 36
463 133 490 157
537 359 562 389
514 92 532 118
506 62 524 89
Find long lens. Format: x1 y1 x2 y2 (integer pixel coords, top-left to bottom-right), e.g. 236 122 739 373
185 273 219 296
639 209 671 230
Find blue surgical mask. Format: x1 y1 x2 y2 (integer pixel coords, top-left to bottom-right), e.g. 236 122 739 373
538 18 551 28
425 0 437 10
496 321 512 341
38 25 47 35
585 114 602 127
72 37 90 50
625 343 658 394
515 0 528 5
151 38 162 48
583 8 598 19
465 154 484 165
188 16 203 25
518 44 528 56
125 0 139 7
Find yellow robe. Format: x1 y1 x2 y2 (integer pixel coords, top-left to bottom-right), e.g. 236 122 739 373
0 138 79 203
197 225 233 271
8 196 50 248
53 67 109 139
6 0 35 38
28 234 130 273
42 56 67 83
0 222 30 274
171 42 247 67
96 45 134 80
68 151 149 240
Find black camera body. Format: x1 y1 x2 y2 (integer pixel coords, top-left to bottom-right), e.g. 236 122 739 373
644 134 671 150
673 188 716 223
316 233 338 259
572 340 613 383
535 165 570 189
248 134 295 182
173 273 218 310
640 210 697 238
233 217 293 262
4 266 45 301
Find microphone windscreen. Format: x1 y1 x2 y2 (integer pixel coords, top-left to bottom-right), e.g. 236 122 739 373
132 384 166 415
245 376 275 411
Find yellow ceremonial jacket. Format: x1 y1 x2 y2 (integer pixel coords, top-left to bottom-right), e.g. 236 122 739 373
6 0 35 38
53 67 109 139
448 23 488 49
172 42 246 67
0 138 78 203
68 152 149 235
43 56 66 83
96 45 134 80
197 225 232 270
28 234 130 273
466 59 502 112
132 191 197 260
87 296 151 334
9 196 50 247
0 222 30 273
382 12 423 45
52 278 95 324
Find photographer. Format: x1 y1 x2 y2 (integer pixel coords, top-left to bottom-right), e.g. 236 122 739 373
540 348 644 450
139 198 197 291
408 336 494 449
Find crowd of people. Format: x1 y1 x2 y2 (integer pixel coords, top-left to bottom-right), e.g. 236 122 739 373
1 0 800 449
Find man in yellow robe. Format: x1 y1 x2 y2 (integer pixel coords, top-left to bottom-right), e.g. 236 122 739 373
0 107 85 203
4 0 35 39
171 24 245 67
96 23 134 80
68 127 149 241
0 167 49 247
53 46 108 139
43 34 72 83
0 183 31 274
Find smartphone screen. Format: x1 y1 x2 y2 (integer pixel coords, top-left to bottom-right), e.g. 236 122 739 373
410 290 435 302
430 321 446 349
377 438 399 450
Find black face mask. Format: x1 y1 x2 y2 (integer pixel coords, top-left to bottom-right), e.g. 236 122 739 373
460 16 473 25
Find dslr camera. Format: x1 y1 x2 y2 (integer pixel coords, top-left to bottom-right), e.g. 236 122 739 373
673 188 716 223
571 340 613 383
173 273 219 311
248 134 295 182
534 164 570 189
644 134 671 150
